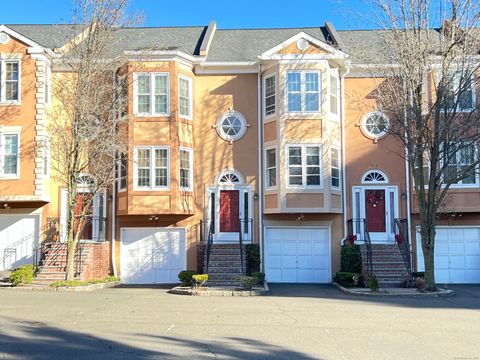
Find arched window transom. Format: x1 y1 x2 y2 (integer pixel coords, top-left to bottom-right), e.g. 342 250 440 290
217 170 244 185
362 170 388 184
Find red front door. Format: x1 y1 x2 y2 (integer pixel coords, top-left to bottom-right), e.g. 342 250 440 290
365 189 386 232
74 193 93 240
219 190 240 233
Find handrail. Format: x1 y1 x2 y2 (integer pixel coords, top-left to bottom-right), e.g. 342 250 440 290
394 218 414 275
205 220 214 273
347 218 373 278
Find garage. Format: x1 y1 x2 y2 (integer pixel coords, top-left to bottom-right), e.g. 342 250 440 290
417 227 480 283
265 227 331 283
120 228 186 284
0 214 40 271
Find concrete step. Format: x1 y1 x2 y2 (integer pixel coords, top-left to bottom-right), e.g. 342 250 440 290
35 272 66 280
207 273 246 280
204 268 244 275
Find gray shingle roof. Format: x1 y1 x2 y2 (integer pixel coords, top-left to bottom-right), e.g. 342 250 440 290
6 24 84 49
206 27 332 61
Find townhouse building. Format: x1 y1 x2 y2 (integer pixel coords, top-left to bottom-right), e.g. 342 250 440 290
0 21 478 286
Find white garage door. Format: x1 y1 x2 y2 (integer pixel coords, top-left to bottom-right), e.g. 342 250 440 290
0 215 40 271
120 228 186 284
417 227 480 283
265 227 331 283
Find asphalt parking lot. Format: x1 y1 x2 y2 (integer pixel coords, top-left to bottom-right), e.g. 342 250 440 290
0 284 479 359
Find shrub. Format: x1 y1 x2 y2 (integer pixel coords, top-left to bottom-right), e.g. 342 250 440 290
9 265 36 286
191 274 208 288
178 270 198 286
412 272 425 279
251 271 265 285
236 275 257 290
340 245 362 274
369 275 379 292
334 272 360 288
245 244 260 275
50 275 119 288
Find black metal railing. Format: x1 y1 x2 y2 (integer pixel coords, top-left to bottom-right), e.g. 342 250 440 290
239 218 253 275
394 218 414 275
347 218 373 278
32 217 60 267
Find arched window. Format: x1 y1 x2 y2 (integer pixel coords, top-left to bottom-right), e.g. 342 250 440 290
217 170 244 185
361 170 388 184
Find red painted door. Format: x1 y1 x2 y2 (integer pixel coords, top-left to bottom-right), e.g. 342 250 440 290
74 193 93 240
365 189 386 232
219 190 240 233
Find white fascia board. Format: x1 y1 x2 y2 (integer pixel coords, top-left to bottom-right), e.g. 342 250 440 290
124 50 201 64
195 61 259 74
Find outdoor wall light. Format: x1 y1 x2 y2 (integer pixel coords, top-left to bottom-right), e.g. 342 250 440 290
253 192 259 200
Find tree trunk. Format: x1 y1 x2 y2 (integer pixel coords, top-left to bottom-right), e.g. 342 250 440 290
420 225 437 291
66 238 77 281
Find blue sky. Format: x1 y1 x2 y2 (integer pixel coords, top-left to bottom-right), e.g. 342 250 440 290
1 0 376 30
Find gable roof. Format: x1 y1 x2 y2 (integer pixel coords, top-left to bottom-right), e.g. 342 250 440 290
206 27 333 61
6 24 85 49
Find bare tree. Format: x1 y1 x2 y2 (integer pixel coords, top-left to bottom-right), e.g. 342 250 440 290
49 0 136 280
358 0 480 290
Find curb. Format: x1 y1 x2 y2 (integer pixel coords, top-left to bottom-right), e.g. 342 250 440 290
1 281 120 292
169 282 270 297
333 282 455 298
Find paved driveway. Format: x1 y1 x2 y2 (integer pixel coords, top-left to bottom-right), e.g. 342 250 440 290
0 284 479 359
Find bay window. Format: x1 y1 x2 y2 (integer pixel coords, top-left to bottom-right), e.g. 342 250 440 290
179 76 192 118
0 60 20 103
287 144 322 188
265 147 277 188
0 133 19 177
134 146 169 190
264 74 276 116
179 147 193 191
286 71 320 113
134 73 169 115
330 147 340 189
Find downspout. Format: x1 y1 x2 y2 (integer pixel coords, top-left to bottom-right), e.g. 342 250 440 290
110 73 118 278
404 103 413 271
341 66 350 242
257 64 264 271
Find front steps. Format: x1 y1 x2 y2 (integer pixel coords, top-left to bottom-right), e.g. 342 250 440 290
201 244 246 286
360 244 411 288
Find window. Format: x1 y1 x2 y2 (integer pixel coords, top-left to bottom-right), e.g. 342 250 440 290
443 142 478 186
445 71 476 112
330 72 340 116
361 111 389 138
264 74 276 117
286 71 320 113
179 147 193 191
117 153 127 191
41 137 50 177
331 147 340 189
0 133 19 177
287 144 322 187
179 76 192 118
216 111 247 141
0 60 20 103
133 146 169 190
134 73 169 115
362 170 388 184
44 65 51 104
265 147 277 188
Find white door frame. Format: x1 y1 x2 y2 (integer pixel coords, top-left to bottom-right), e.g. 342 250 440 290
352 185 399 243
264 226 332 283
206 185 253 243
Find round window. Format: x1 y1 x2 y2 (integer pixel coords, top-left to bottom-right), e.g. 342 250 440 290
361 111 389 138
216 111 247 141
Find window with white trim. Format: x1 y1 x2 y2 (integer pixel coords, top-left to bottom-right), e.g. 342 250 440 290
0 133 19 177
287 144 322 187
44 65 51 105
179 76 192 118
286 71 320 113
42 136 50 177
117 153 127 191
179 147 193 191
330 72 340 116
134 73 169 115
264 74 276 116
265 147 277 188
0 60 20 102
330 147 340 189
445 71 476 112
443 142 478 186
134 146 169 189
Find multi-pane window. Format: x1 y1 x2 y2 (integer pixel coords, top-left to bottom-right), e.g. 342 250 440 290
445 71 476 111
443 143 477 186
331 147 340 189
134 146 169 189
117 153 127 190
287 145 322 187
330 73 340 116
287 71 320 113
0 60 20 102
265 148 277 188
179 76 192 118
179 148 193 191
264 75 276 116
134 73 169 115
0 133 19 177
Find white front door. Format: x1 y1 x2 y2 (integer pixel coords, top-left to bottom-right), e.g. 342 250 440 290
352 186 398 242
120 228 186 284
0 215 40 270
417 227 480 283
265 227 331 283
